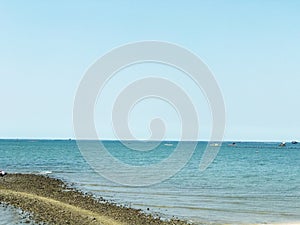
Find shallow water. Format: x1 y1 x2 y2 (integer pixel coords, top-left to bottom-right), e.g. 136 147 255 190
0 140 299 224
0 204 34 225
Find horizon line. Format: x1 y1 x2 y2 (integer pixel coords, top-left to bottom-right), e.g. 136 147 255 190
0 137 296 143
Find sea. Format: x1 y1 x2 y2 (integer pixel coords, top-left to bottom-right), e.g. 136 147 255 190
0 140 299 225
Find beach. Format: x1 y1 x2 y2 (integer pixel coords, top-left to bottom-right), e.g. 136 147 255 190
0 174 188 225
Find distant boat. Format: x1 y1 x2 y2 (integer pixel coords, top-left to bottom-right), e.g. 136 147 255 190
210 143 221 147
279 142 286 147
291 141 298 144
228 142 236 147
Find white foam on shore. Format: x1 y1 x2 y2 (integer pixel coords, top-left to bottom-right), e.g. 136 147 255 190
38 171 52 175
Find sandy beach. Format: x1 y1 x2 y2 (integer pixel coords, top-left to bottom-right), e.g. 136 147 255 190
0 174 189 225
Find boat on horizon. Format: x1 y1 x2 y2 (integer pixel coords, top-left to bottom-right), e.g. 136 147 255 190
279 142 286 147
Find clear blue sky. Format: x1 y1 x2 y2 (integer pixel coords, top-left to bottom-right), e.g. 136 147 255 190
0 1 299 141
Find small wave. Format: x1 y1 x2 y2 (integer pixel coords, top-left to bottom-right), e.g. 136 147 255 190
164 143 173 147
38 171 53 175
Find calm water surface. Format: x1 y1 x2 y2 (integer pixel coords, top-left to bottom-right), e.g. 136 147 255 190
0 140 299 224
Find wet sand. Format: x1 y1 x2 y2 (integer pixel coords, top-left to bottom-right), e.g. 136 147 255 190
0 174 189 225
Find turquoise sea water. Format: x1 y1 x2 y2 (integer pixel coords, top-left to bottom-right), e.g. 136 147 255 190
0 140 299 224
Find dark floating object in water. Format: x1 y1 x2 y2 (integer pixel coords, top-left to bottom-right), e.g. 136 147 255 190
228 142 236 147
279 142 286 147
291 141 298 144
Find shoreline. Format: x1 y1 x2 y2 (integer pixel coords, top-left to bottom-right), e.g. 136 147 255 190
0 174 189 225
1 174 299 225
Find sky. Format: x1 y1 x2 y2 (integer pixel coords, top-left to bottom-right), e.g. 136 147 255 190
0 1 299 141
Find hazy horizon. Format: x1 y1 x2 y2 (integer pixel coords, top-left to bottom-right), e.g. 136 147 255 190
0 137 297 143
